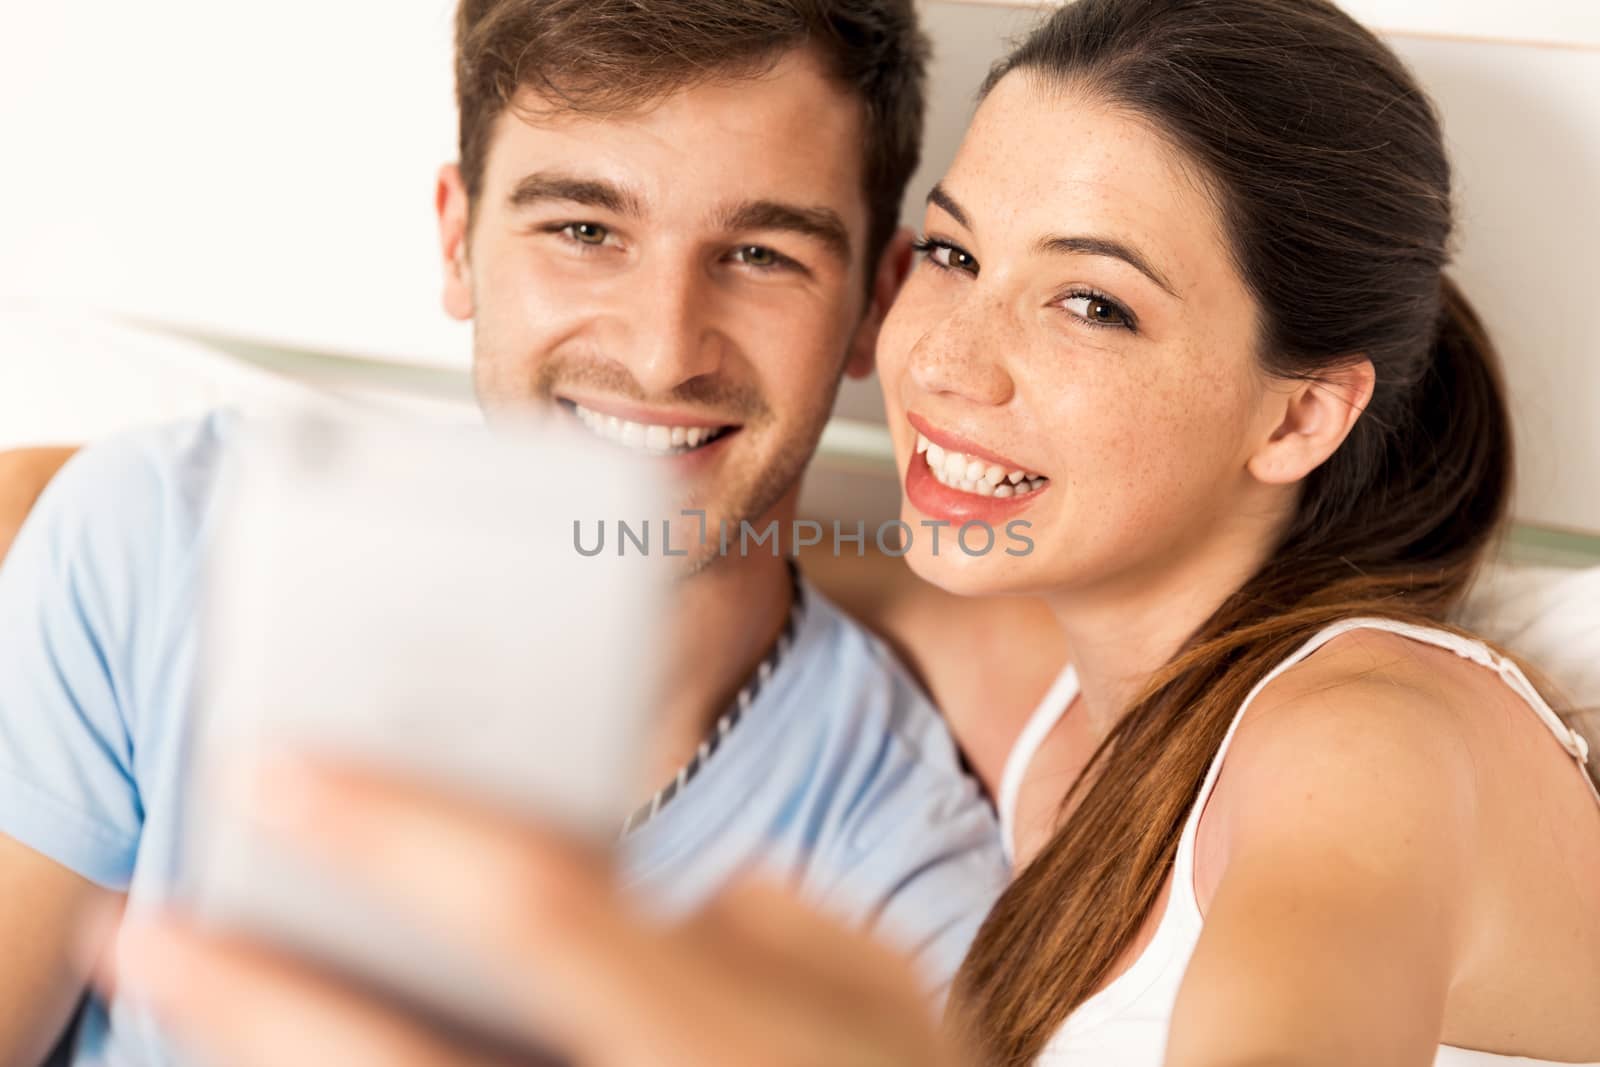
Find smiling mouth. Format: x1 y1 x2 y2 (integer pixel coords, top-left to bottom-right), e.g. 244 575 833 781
916 433 1049 498
559 400 737 457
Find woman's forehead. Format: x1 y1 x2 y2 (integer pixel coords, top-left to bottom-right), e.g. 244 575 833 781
945 74 1230 289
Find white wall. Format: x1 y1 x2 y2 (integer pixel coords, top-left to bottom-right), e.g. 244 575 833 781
0 0 470 367
951 0 1600 47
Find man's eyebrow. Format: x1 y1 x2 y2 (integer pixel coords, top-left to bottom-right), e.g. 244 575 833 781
717 200 852 264
926 183 969 230
1035 234 1180 298
507 170 644 216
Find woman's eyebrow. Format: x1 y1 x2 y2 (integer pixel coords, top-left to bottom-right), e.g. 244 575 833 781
1035 234 1180 298
926 182 969 229
929 182 1180 300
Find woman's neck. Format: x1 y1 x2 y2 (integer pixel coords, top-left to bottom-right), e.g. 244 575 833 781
1045 521 1278 745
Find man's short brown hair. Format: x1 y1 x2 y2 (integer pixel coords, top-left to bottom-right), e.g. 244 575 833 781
454 0 929 267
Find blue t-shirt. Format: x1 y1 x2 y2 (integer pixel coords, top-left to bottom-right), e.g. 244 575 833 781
0 411 1007 1066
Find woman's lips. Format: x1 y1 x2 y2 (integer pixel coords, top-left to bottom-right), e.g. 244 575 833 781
904 445 1048 526
906 412 1043 477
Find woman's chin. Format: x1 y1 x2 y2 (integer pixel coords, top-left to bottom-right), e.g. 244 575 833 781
897 510 1041 598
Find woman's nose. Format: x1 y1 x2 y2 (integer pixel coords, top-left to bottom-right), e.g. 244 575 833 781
906 299 1015 407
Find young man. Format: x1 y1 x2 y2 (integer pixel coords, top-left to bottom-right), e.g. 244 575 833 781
0 3 1008 1064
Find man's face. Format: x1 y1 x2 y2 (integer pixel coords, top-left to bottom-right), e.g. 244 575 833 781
438 48 888 573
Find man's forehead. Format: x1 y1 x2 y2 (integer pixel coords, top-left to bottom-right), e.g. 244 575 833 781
480 52 869 223
502 45 859 137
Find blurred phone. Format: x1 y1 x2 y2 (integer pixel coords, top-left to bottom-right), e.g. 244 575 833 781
180 409 669 1045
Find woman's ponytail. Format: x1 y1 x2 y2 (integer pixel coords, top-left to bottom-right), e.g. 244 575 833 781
1423 275 1515 554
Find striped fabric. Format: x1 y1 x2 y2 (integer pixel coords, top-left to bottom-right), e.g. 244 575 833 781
619 563 806 837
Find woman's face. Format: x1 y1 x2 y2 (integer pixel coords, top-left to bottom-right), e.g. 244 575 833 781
878 74 1288 599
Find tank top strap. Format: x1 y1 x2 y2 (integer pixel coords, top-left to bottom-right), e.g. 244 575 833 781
998 662 1081 864
1172 617 1599 920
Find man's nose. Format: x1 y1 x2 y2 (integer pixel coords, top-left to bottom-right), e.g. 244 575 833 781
614 262 724 396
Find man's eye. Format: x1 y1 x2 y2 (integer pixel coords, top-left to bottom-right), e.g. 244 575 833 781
565 223 609 246
734 245 780 268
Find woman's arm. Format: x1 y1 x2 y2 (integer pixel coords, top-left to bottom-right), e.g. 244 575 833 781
799 543 1067 793
1165 668 1481 1067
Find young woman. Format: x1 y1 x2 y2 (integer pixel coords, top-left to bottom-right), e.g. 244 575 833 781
100 1 1600 1064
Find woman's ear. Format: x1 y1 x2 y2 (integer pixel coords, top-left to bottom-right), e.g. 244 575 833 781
844 227 917 380
1247 358 1376 485
436 164 475 322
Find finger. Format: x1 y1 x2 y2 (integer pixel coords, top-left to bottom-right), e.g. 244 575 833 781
107 914 520 1067
711 878 933 1010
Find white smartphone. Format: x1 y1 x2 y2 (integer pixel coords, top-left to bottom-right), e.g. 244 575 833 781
181 408 669 1046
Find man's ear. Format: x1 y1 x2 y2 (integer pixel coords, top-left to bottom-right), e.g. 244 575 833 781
844 227 917 381
1247 358 1377 485
437 164 475 322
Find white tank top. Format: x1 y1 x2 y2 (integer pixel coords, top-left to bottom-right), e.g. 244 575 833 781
997 617 1600 1067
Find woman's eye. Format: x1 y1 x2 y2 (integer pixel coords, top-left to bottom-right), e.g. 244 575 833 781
1062 293 1134 330
923 241 978 275
565 222 610 246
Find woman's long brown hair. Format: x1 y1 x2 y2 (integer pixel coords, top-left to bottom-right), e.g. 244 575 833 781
949 2 1531 1062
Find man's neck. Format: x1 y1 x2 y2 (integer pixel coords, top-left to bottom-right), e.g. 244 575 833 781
634 508 798 808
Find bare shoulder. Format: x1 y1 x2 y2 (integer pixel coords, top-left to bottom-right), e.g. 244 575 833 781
1198 623 1599 889
1194 629 1491 901
1229 625 1566 776
1197 626 1600 1056
1229 626 1514 765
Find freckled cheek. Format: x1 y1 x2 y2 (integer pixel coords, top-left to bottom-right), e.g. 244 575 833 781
872 297 925 416
1040 364 1243 525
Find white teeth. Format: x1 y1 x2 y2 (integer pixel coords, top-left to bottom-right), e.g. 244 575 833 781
571 404 727 456
919 431 1047 498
